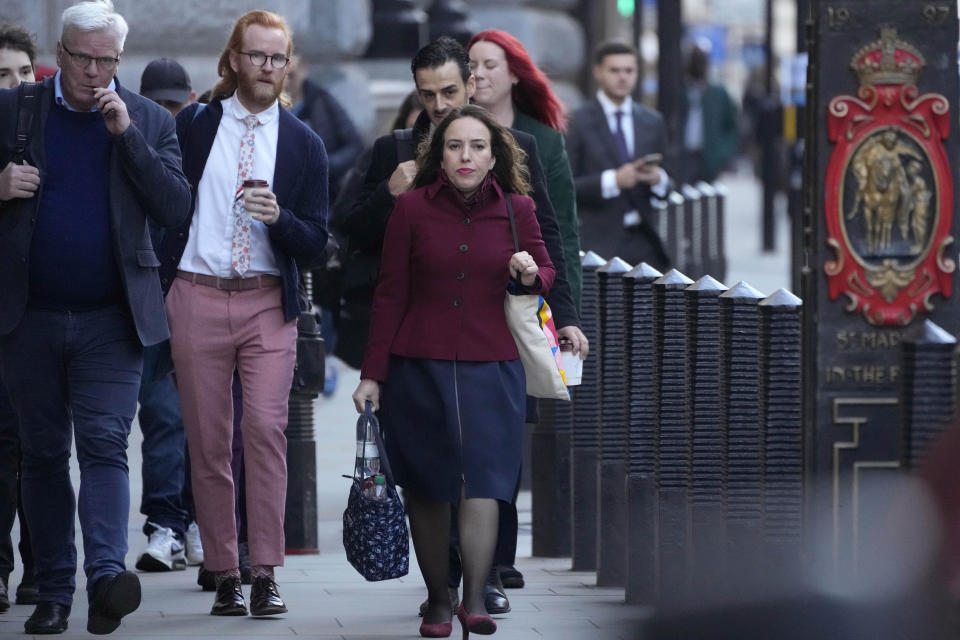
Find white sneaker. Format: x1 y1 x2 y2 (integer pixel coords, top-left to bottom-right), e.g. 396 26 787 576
135 523 187 572
185 521 204 566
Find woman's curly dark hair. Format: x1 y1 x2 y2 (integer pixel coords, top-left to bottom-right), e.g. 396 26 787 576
413 104 531 196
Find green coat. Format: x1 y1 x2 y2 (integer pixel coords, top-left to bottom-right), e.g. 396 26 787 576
512 111 583 308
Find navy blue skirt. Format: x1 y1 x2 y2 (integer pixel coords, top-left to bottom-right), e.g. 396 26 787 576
381 357 525 503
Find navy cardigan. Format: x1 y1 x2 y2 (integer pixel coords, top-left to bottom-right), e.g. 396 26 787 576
158 98 329 321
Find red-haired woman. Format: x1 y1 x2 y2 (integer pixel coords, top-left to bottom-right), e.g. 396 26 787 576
468 31 580 304
467 29 582 608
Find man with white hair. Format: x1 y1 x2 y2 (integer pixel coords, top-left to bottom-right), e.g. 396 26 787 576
0 0 191 634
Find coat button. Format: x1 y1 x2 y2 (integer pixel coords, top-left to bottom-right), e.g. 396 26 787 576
459 243 468 252
463 217 470 225
456 271 465 280
453 298 462 307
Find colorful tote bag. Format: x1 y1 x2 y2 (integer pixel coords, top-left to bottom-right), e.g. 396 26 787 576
503 196 570 401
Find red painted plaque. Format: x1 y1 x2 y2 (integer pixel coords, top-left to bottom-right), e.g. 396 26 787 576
825 28 954 325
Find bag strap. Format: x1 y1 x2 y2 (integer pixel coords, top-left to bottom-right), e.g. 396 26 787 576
358 402 399 488
505 194 519 253
13 82 41 163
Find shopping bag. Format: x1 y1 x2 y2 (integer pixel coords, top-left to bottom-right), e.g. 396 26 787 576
342 404 409 581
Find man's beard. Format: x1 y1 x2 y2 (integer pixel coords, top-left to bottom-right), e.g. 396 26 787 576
238 72 282 108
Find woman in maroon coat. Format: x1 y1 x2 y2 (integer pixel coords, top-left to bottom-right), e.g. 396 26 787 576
353 105 554 638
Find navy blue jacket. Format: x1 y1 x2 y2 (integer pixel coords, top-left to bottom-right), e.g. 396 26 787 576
0 76 191 346
158 98 329 322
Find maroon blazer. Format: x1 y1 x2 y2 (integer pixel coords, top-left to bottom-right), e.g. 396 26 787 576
361 176 555 381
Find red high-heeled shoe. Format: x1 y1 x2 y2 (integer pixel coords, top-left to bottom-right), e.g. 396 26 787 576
456 604 497 638
419 619 453 638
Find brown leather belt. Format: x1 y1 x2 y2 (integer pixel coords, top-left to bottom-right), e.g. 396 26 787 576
177 270 282 291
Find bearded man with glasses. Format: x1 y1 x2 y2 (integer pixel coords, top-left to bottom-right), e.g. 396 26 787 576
157 9 328 619
0 0 191 635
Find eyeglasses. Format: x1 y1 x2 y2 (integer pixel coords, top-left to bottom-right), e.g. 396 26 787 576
237 50 290 69
60 42 120 71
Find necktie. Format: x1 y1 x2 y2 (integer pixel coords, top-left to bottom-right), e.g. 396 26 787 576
613 110 630 164
232 114 259 276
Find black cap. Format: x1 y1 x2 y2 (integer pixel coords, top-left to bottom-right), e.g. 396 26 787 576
140 57 191 103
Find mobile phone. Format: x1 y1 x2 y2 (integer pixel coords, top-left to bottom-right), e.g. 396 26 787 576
638 152 662 166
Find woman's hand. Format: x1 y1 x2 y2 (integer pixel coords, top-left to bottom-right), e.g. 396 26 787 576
352 379 381 413
509 251 539 287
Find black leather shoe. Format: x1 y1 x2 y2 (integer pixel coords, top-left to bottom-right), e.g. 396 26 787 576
418 586 459 617
484 568 510 614
210 577 247 616
88 571 141 634
24 602 70 634
16 573 40 605
249 577 287 616
0 576 9 613
499 565 525 589
197 565 216 592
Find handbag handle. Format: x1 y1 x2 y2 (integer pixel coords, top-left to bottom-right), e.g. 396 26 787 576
357 401 399 489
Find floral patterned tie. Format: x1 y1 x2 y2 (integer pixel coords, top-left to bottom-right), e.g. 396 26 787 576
232 114 260 276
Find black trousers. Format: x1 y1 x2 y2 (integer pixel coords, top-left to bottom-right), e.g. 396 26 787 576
0 370 32 584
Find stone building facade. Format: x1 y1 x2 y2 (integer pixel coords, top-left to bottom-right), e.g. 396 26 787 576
0 0 588 141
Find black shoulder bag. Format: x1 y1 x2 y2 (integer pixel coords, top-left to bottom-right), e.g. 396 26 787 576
12 82 41 164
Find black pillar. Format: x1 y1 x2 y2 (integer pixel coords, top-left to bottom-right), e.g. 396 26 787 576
901 320 958 470
365 0 428 59
285 272 320 554
597 257 633 587
624 262 663 604
570 251 606 571
653 268 694 602
427 0 475 46
686 275 728 597
657 0 684 164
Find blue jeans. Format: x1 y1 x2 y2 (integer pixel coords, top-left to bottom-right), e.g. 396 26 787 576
0 305 142 606
138 342 188 538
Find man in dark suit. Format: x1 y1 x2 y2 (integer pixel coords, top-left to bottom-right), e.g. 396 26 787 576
566 41 672 269
0 1 191 634
157 9 328 619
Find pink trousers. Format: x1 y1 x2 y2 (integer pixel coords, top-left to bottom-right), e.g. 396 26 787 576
166 277 297 571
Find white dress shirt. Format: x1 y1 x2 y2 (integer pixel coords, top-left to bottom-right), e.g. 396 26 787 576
596 90 669 206
179 93 281 277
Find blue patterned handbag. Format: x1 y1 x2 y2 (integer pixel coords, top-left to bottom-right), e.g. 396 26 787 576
342 405 409 581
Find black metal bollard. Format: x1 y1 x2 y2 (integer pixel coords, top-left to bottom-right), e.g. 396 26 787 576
664 192 685 274
653 268 694 601
571 251 606 571
713 183 728 283
659 191 683 272
901 320 957 470
685 275 728 596
285 271 321 554
532 397 572 557
624 262 663 604
719 282 765 591
680 184 703 278
532 396 573 557
759 289 803 575
695 182 720 278
597 257 633 587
